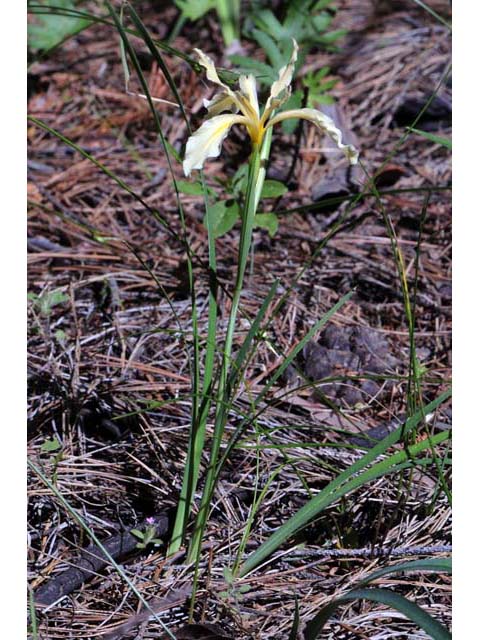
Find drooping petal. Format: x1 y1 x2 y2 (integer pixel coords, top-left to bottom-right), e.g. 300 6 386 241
203 91 239 117
266 107 359 164
183 114 248 176
238 74 259 119
194 48 230 90
194 48 253 121
263 39 299 120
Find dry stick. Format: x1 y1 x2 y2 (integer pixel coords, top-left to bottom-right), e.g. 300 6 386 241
282 545 452 560
34 514 169 607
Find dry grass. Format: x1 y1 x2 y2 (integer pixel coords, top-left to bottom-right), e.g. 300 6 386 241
28 1 451 637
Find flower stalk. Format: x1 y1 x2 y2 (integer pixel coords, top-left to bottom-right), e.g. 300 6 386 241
167 185 219 556
187 132 270 563
169 39 359 564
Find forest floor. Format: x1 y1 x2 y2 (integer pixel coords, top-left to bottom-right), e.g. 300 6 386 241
27 1 452 638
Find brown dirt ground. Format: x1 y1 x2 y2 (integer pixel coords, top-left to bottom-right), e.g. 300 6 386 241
28 1 451 638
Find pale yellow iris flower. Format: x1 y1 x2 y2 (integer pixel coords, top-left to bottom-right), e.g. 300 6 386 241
183 40 358 177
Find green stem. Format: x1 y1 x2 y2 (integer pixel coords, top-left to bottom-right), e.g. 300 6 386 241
216 0 240 46
187 129 272 566
169 128 273 558
168 179 219 555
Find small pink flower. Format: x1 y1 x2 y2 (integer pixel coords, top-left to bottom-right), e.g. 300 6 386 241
146 517 155 526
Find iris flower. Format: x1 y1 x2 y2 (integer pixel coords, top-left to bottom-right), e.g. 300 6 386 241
183 40 358 177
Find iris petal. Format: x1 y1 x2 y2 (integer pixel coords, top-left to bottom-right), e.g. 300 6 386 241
263 40 299 120
183 40 359 174
203 91 239 117
183 114 248 176
239 74 259 118
194 49 248 119
266 107 359 164
193 48 230 91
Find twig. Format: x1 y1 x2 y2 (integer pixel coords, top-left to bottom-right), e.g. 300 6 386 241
34 514 170 607
284 544 451 560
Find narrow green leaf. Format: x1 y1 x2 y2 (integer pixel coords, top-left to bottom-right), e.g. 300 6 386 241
411 0 451 30
125 2 190 130
28 586 38 639
187 141 269 565
251 28 282 68
253 9 286 41
239 391 450 576
256 290 355 396
358 557 451 586
231 163 249 196
304 587 451 640
215 0 241 46
163 138 181 164
105 3 206 563
408 127 452 149
227 279 279 394
317 29 348 44
215 291 357 490
117 3 130 89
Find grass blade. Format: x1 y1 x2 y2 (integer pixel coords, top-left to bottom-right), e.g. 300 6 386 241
358 557 451 586
103 0 206 555
28 586 38 639
227 279 279 394
186 146 264 564
213 289 356 495
408 127 452 149
125 2 190 129
304 587 451 639
28 3 196 65
411 0 451 30
239 390 450 577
